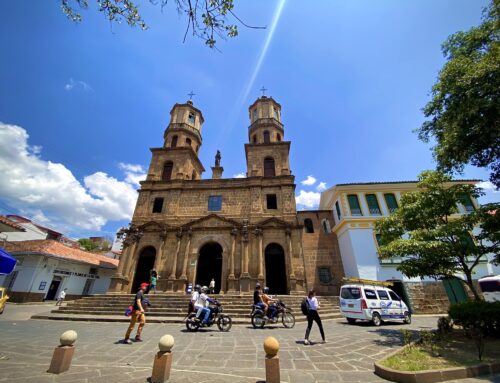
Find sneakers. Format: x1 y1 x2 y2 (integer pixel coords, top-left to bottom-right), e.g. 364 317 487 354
122 339 132 345
134 336 143 342
304 339 310 345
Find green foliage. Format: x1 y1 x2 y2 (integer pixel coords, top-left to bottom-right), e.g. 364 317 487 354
449 301 500 338
400 329 414 348
78 238 99 252
60 0 263 48
376 170 500 300
437 316 452 336
417 0 500 187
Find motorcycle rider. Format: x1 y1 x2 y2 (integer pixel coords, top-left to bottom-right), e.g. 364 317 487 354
190 284 201 316
194 286 212 325
254 283 264 311
262 287 277 320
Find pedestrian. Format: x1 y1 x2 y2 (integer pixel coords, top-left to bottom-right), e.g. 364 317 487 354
209 278 215 294
122 283 148 344
56 288 67 306
303 289 326 345
149 273 157 294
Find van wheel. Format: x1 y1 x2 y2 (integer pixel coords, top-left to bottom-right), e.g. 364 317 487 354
372 313 382 327
347 318 356 325
403 312 411 324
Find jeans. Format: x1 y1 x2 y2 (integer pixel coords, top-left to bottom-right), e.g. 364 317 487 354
196 307 211 323
268 305 277 318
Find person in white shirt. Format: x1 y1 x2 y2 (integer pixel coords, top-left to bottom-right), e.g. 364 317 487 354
194 286 211 324
209 278 216 294
56 288 67 306
304 289 325 345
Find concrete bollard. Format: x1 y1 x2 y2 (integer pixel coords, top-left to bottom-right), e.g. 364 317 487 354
47 330 77 374
151 334 174 383
263 336 280 383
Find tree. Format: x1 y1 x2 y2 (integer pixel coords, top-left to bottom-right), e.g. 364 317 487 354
60 0 264 48
417 0 500 188
78 238 99 252
376 170 500 301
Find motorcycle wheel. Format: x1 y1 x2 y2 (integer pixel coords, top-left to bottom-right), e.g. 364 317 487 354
282 311 295 328
251 312 266 329
217 315 233 332
185 313 200 332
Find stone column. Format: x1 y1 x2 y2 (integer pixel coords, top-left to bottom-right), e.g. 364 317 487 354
239 222 250 292
285 227 297 293
167 229 182 291
227 227 238 292
179 228 192 289
255 227 264 279
155 231 168 291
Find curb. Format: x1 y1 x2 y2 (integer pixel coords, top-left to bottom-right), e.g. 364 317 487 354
374 344 500 383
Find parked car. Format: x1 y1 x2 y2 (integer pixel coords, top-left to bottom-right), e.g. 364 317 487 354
478 275 500 302
340 282 411 326
0 287 9 314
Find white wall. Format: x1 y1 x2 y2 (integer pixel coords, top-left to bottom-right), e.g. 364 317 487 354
3 222 47 241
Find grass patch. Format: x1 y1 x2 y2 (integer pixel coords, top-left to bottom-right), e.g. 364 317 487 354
381 330 500 372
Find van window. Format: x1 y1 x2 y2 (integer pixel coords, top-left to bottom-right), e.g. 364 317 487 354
364 289 377 300
341 287 361 299
479 281 500 292
389 291 400 301
377 290 390 300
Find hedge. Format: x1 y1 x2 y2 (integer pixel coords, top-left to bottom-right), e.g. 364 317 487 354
449 300 500 337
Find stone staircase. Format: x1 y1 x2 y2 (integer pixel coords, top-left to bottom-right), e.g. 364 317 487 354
32 293 341 324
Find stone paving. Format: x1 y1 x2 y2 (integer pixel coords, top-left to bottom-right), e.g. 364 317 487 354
1 304 499 383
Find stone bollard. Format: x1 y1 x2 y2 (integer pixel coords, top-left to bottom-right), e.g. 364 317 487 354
151 335 174 383
47 330 77 374
263 336 280 383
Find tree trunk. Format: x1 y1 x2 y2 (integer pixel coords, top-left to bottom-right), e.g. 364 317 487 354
464 269 481 301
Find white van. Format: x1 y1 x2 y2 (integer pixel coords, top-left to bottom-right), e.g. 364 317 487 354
340 283 411 326
479 275 500 302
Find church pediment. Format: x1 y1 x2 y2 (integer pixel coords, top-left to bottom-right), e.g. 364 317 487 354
184 214 239 230
257 217 290 228
138 221 167 232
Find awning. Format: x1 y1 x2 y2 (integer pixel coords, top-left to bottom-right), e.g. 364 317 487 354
0 247 17 275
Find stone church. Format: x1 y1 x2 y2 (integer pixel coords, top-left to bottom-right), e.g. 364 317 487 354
109 96 344 295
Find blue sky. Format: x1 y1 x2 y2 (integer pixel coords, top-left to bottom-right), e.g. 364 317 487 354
0 0 497 239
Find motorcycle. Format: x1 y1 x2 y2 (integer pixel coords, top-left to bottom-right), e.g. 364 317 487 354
185 300 232 332
251 299 295 329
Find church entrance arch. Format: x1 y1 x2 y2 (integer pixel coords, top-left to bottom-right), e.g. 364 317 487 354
196 242 223 294
132 246 156 292
265 243 287 294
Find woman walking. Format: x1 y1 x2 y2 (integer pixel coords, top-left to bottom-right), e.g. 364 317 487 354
304 289 325 345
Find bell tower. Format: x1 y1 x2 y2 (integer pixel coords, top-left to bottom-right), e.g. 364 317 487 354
146 100 205 181
245 96 291 177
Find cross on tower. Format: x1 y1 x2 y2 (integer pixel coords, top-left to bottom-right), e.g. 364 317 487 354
260 86 268 97
187 91 196 101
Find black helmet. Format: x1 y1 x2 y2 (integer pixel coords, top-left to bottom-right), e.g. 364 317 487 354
263 286 269 294
195 284 201 292
255 283 261 289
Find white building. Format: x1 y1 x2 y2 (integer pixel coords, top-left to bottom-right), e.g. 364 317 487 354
0 239 118 302
319 181 499 312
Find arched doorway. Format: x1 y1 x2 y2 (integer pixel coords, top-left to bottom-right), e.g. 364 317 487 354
132 246 156 292
265 243 287 294
196 242 223 293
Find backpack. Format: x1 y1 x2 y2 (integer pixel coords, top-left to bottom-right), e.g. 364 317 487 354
300 298 310 316
124 305 133 317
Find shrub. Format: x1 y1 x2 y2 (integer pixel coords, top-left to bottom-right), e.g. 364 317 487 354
448 301 500 338
437 316 452 335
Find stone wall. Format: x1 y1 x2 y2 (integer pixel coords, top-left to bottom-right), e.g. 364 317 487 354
403 281 450 314
298 211 344 296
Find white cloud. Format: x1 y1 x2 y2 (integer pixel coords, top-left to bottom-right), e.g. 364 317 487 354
64 78 93 92
0 123 146 233
477 181 498 192
295 190 320 209
477 181 500 205
233 172 246 178
301 175 317 186
118 162 146 187
316 182 327 192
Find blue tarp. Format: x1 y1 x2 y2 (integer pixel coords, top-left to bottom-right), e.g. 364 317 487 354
0 247 16 275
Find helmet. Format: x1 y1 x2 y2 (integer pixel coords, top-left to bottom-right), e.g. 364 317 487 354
263 287 269 294
255 283 261 289
195 284 201 292
202 286 209 293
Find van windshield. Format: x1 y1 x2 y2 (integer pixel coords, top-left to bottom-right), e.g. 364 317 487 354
341 287 361 299
479 280 500 292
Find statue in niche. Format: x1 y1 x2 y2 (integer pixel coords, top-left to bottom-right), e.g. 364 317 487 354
215 150 221 167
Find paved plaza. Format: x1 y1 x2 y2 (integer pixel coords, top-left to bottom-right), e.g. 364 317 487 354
1 304 499 383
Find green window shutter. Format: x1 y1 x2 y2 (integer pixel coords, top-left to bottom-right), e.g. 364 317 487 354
366 194 381 215
384 193 398 213
335 201 341 220
459 193 475 212
347 194 362 216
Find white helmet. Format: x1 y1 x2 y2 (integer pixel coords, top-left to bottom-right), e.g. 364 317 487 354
202 286 209 293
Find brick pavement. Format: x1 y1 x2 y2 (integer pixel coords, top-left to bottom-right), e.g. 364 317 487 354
0 307 499 383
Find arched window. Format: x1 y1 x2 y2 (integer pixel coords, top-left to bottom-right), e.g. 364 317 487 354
304 219 314 233
263 130 270 143
253 135 257 143
196 145 199 153
185 138 192 148
192 170 196 180
162 161 173 181
276 133 281 142
171 135 178 148
264 157 275 177
322 219 331 233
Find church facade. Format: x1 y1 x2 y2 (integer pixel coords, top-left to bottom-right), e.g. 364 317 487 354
109 96 344 295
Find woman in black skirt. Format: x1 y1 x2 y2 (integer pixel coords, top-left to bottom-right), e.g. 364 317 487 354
304 289 325 345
